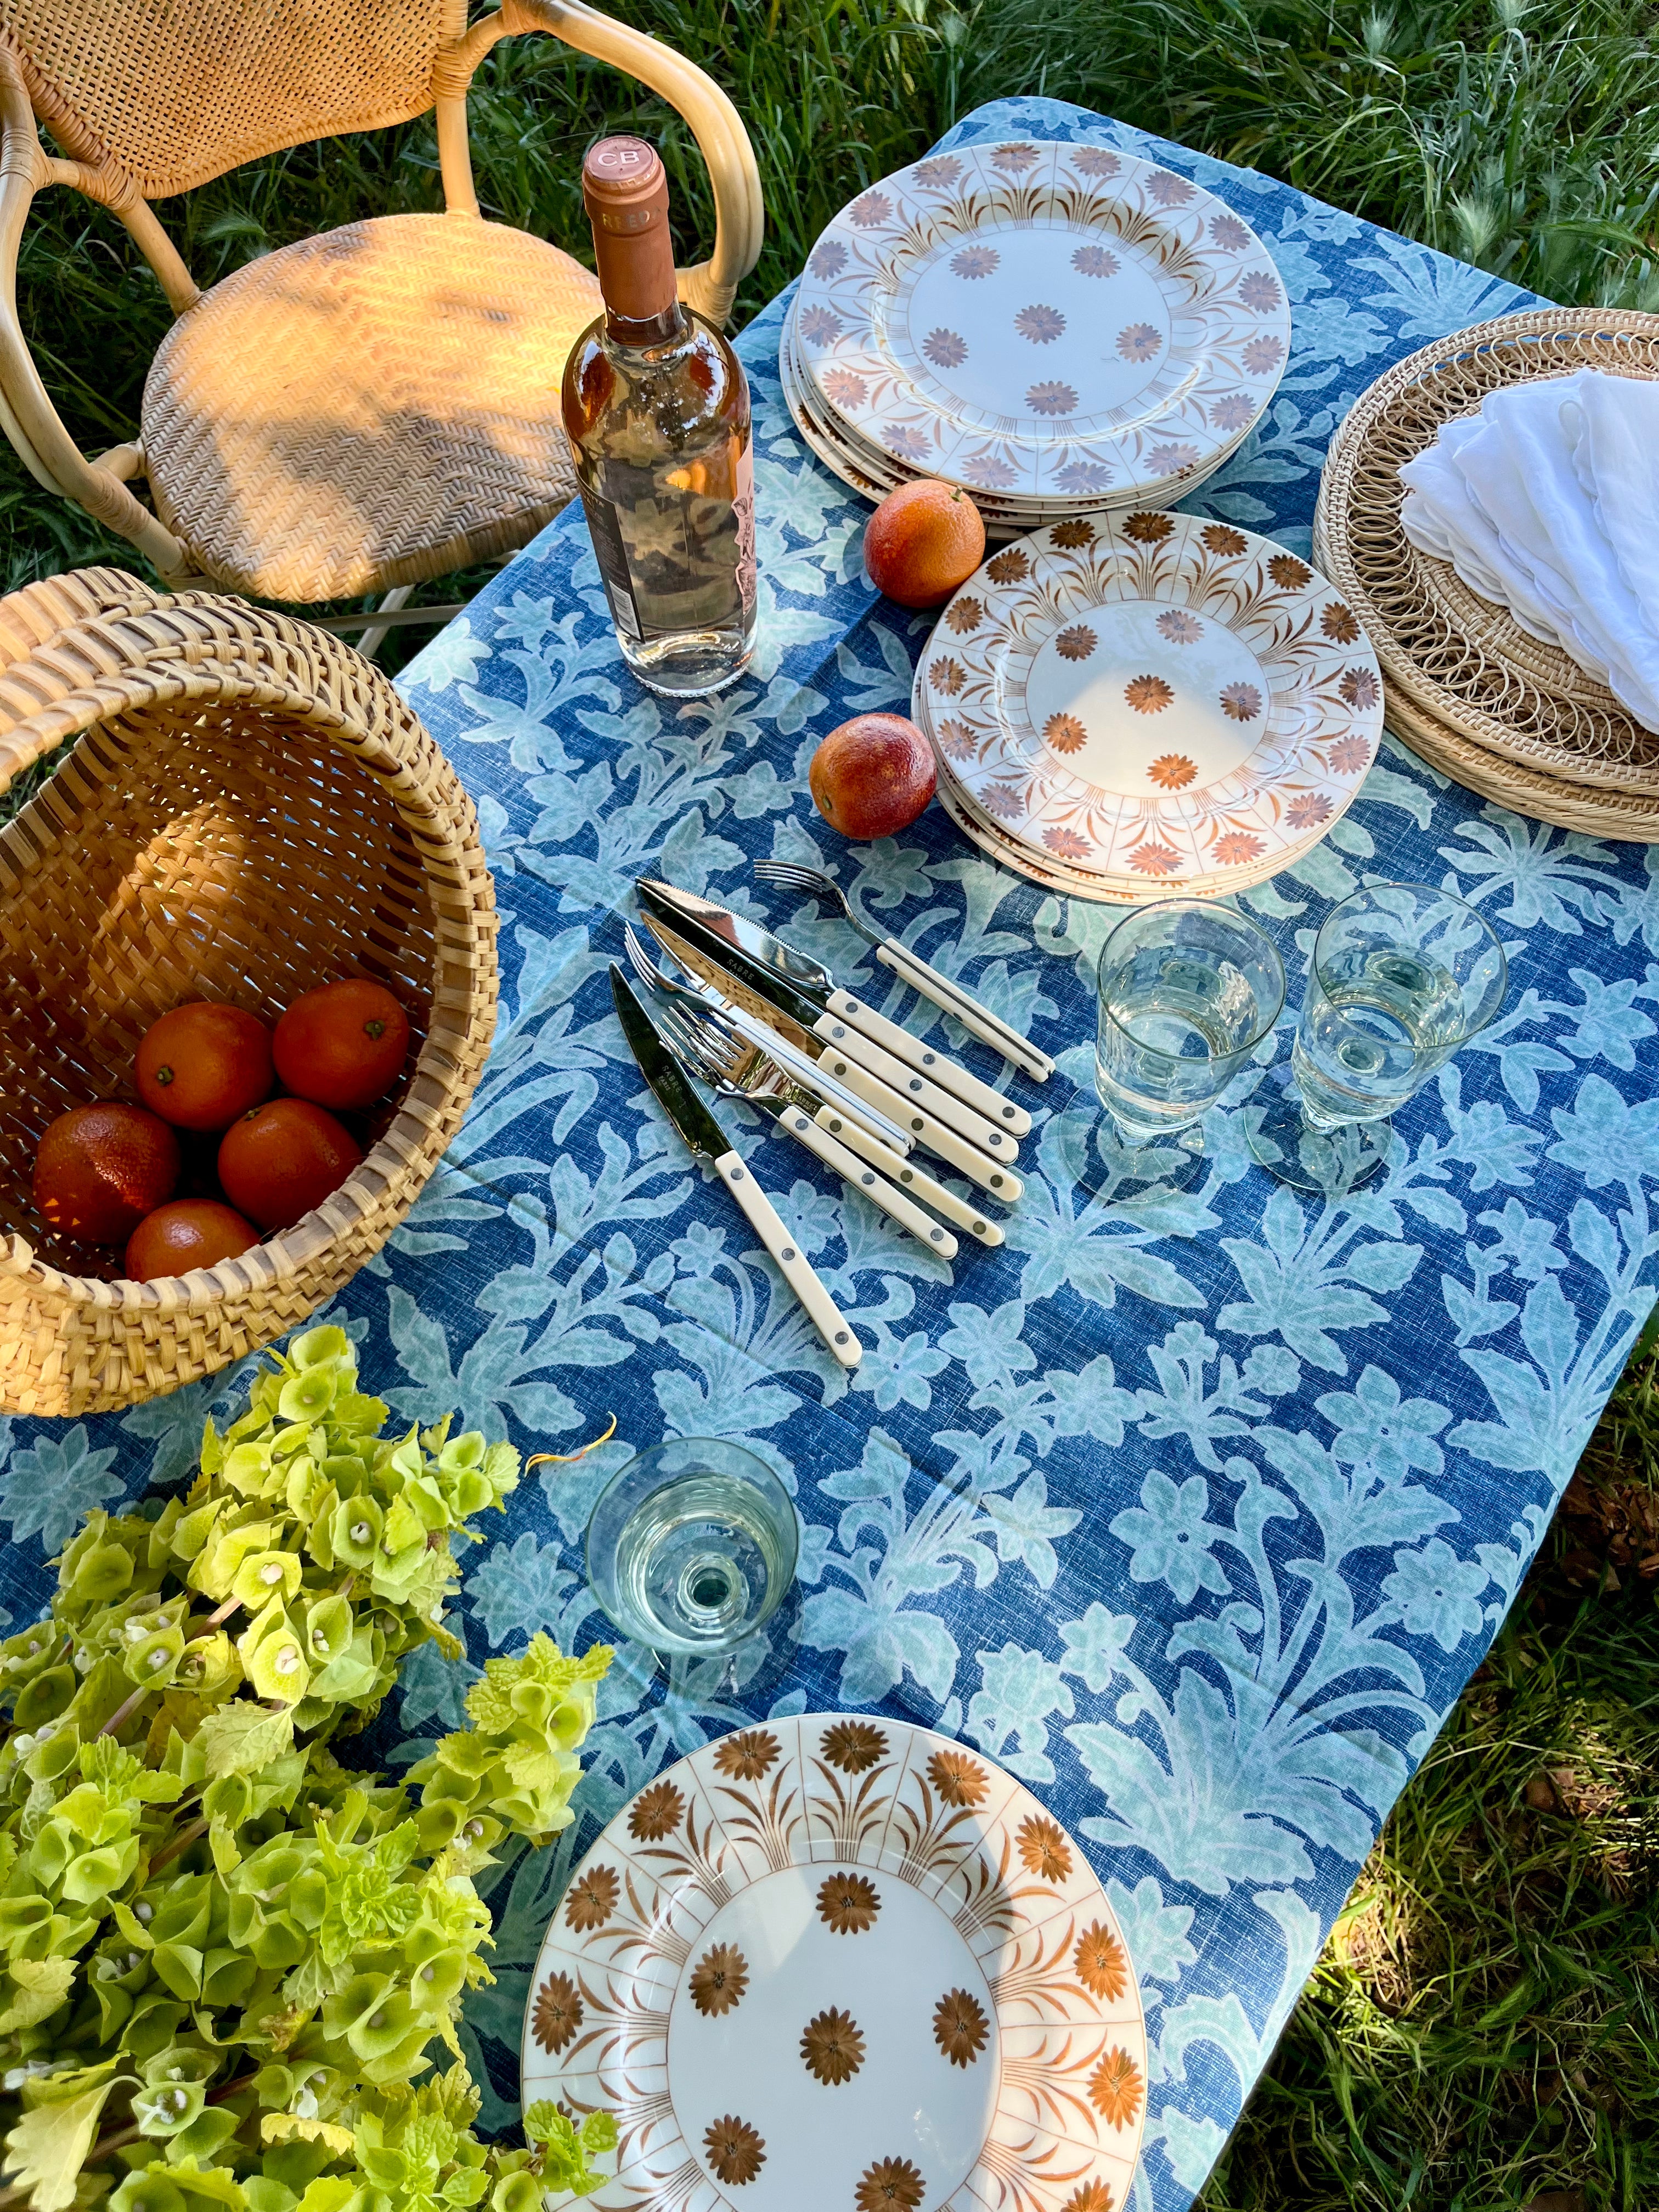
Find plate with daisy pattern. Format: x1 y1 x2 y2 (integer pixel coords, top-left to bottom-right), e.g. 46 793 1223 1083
912 512 1383 889
522 1715 1147 2212
780 309 1251 535
791 140 1289 503
913 661 1339 905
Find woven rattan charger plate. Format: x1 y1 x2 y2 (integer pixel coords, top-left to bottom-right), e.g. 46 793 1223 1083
1314 306 1659 837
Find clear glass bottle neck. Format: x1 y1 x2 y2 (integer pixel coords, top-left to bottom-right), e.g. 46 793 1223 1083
605 300 691 351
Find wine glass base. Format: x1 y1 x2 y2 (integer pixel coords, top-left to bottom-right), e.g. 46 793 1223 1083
1248 1080 1390 1197
1095 1114 1206 1201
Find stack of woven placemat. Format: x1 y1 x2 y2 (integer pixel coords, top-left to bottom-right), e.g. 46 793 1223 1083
1315 306 1659 840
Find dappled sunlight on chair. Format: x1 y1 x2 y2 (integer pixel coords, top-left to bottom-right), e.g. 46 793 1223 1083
0 0 763 604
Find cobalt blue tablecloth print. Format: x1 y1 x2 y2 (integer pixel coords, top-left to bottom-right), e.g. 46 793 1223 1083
5 98 1659 2210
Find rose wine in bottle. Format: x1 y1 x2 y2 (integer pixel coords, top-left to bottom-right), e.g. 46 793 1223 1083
562 136 757 696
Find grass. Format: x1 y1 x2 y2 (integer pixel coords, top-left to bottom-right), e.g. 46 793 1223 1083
3 1 1659 2202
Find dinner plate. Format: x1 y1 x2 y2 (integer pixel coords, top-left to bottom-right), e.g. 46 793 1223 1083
792 139 1289 502
781 308 1250 524
913 671 1330 901
916 685 1318 902
523 1714 1147 2211
915 512 1381 884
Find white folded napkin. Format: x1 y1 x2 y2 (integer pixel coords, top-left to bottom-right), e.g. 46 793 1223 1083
1397 367 1659 733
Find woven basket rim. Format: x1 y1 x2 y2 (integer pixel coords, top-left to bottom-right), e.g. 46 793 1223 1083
1317 304 1659 797
1 614 491 1315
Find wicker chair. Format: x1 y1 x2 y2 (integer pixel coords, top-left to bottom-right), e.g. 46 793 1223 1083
0 1 763 607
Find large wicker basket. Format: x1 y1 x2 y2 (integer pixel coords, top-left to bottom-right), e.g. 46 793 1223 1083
0 569 498 1418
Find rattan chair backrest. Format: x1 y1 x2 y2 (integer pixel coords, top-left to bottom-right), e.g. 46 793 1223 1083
3 0 462 199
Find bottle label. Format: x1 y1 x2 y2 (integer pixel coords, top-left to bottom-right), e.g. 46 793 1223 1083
579 487 642 639
733 441 757 619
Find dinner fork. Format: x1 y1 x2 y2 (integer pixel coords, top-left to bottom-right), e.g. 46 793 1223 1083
752 859 1057 1083
671 1006 1007 1252
652 999 962 1258
620 923 911 1159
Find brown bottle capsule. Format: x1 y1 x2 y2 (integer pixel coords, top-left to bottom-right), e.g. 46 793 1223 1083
582 136 679 332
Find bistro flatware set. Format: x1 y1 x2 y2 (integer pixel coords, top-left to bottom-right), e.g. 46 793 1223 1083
611 870 1040 1362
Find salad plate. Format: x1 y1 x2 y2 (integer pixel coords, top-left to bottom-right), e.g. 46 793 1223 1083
914 667 1329 902
791 140 1290 503
523 1714 1147 2211
912 512 1382 888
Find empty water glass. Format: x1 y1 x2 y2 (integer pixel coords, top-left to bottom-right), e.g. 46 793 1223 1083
1249 881 1507 1193
1095 900 1285 1183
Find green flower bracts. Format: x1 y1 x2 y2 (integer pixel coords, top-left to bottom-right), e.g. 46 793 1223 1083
0 1328 614 2212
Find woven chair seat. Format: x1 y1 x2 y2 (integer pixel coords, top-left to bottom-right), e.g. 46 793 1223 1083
142 213 603 602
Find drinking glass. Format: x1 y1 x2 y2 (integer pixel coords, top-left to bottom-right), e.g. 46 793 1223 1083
1094 899 1285 1186
585 1437 798 1661
1249 882 1508 1194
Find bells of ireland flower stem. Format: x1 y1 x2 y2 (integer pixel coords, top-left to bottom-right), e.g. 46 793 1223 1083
12 1663 75 1730
329 1491 382 1569
109 2171 187 2212
492 2170 540 2212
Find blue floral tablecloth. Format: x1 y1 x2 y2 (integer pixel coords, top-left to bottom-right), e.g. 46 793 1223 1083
5 96 1659 2210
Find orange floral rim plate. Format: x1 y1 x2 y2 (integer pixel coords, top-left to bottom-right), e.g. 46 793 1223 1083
916 511 1384 885
521 1715 1148 2212
779 313 1252 532
792 140 1290 502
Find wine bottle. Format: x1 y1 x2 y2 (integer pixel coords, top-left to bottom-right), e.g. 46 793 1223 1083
562 136 758 697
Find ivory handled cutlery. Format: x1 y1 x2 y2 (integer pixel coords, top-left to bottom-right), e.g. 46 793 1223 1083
637 877 1033 1142
610 966 861 1370
639 910 1024 1205
751 858 1057 1084
651 996 962 1260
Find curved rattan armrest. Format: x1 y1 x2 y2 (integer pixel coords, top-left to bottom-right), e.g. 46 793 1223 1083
0 49 191 578
498 0 763 326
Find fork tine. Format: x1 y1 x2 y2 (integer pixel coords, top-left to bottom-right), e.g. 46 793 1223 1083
753 859 825 891
621 920 667 991
676 1005 747 1079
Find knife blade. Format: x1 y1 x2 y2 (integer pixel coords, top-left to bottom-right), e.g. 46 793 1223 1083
638 883 1023 1165
641 911 1023 1205
639 915 913 1157
638 878 1033 1141
611 960 736 1164
610 967 860 1369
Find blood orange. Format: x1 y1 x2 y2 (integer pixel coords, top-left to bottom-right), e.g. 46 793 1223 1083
125 1199 259 1281
217 1098 362 1231
33 1103 181 1245
863 478 985 608
273 978 411 1111
137 1002 274 1131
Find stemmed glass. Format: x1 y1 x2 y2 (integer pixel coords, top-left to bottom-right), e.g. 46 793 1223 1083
1248 882 1508 1194
1094 899 1286 1190
585 1438 798 1685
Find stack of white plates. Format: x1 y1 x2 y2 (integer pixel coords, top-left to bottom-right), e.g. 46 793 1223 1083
911 510 1386 902
781 138 1291 533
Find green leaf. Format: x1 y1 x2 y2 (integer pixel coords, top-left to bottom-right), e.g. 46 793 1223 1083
194 1703 296 1780
165 2159 251 2212
0 1954 77 2032
2 2070 122 2212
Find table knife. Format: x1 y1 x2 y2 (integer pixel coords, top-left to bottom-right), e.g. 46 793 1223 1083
638 879 1024 1161
638 877 1032 1141
610 966 861 1369
641 911 1024 1205
631 923 913 1158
